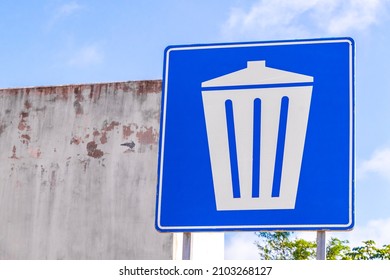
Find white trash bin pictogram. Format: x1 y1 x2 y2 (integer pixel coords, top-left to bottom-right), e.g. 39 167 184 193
201 61 313 210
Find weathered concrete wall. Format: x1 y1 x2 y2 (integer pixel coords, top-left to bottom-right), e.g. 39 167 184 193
0 81 172 259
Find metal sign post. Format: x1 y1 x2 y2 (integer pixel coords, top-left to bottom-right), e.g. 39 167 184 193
182 232 192 260
316 231 326 260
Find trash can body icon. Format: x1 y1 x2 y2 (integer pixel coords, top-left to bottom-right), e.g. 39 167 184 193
201 61 313 211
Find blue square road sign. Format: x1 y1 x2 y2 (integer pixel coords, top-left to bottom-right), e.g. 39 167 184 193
156 38 355 232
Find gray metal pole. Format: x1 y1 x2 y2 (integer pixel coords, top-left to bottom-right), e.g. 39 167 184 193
316 231 326 260
182 232 192 260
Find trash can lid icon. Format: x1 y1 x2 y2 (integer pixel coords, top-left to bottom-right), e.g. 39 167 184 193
202 60 313 88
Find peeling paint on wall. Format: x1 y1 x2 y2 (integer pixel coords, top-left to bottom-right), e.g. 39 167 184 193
0 80 172 260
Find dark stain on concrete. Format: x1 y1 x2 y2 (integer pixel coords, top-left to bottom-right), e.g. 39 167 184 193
0 122 6 136
21 134 31 145
136 127 158 145
86 141 104 158
74 87 84 102
0 80 162 98
103 121 120 132
24 100 32 110
18 112 30 131
100 132 107 144
135 80 162 95
21 134 31 140
10 145 19 159
70 136 82 145
50 170 57 188
122 125 134 140
73 100 84 115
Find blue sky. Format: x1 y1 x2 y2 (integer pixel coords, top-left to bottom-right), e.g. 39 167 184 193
1 0 390 259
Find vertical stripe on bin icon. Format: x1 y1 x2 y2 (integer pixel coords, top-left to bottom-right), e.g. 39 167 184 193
225 99 241 199
201 60 313 210
252 98 261 198
272 96 289 198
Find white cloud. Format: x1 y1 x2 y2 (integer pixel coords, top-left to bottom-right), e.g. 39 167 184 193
222 0 388 39
224 232 259 260
46 1 84 30
330 218 390 248
68 44 104 67
55 1 83 20
358 147 390 181
324 0 386 34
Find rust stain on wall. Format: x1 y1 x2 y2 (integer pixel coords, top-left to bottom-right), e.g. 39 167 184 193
103 121 120 132
100 132 108 144
18 112 30 131
97 121 120 145
122 125 134 140
73 87 84 115
73 100 84 115
70 136 83 145
88 84 100 102
73 87 84 102
24 100 32 110
10 145 19 159
21 134 31 140
86 141 104 158
0 80 161 101
136 126 158 145
134 80 162 95
20 134 31 145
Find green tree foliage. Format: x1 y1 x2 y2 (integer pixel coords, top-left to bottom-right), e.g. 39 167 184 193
348 240 390 260
326 237 351 260
255 232 390 260
256 232 316 260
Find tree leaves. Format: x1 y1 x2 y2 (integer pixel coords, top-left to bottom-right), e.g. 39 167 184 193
255 232 390 260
